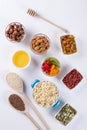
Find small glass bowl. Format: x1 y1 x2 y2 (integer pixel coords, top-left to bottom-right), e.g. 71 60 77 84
62 68 83 89
12 50 31 69
55 103 77 125
5 22 26 43
60 35 77 55
41 57 61 77
30 33 50 54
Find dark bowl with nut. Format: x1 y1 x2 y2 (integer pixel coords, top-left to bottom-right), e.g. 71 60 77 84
5 22 25 43
31 33 50 54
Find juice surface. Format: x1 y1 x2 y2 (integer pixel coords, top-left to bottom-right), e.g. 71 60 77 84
13 51 30 68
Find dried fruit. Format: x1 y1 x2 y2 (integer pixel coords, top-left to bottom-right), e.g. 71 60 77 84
42 57 60 76
62 69 83 89
42 60 51 73
60 35 77 54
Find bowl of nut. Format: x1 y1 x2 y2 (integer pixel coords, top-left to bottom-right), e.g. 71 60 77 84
41 57 61 77
30 33 50 54
5 22 26 43
31 79 60 108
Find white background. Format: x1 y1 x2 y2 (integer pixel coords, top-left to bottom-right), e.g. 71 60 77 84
0 0 87 130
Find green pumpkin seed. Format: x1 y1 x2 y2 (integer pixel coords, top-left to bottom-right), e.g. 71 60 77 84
55 104 77 125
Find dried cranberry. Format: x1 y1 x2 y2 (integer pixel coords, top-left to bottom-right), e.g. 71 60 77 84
62 69 83 89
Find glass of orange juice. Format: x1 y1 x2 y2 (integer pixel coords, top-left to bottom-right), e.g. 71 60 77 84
12 50 31 69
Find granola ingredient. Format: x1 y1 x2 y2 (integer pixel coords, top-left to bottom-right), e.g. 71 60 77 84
49 65 60 76
33 81 59 107
42 57 60 76
42 60 51 73
5 22 25 42
9 94 25 111
6 72 23 92
31 34 50 54
55 104 77 125
62 69 83 89
45 57 60 67
60 35 77 54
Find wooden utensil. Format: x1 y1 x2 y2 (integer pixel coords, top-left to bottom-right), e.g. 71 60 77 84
8 94 42 130
27 9 69 33
6 72 51 130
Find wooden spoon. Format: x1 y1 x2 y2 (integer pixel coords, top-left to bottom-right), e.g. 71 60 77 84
8 94 42 130
6 72 51 130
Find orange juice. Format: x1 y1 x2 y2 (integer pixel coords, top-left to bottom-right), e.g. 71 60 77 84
12 50 30 68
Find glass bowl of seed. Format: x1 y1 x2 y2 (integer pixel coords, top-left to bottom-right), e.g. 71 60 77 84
55 104 77 125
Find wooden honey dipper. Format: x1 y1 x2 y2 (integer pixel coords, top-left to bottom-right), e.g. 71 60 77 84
27 9 69 33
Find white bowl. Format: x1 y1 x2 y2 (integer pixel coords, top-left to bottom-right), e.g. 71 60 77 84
5 22 26 43
30 33 50 55
12 50 31 69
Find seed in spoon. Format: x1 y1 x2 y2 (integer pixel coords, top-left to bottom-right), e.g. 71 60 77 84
9 94 25 111
9 94 43 130
6 73 50 130
6 72 23 92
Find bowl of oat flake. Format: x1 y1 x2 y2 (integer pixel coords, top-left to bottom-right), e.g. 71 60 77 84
31 79 60 108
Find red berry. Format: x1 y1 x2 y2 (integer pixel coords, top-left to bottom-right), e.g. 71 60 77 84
42 66 46 71
42 60 51 73
45 70 49 74
45 60 51 65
